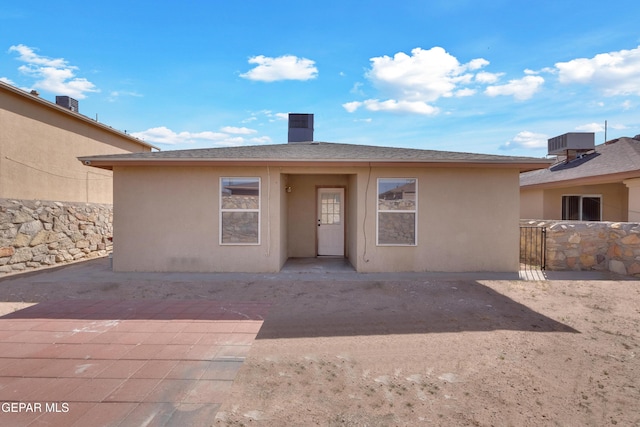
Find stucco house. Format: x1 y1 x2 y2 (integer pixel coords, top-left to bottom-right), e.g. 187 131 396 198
0 80 157 204
79 114 550 273
520 133 640 222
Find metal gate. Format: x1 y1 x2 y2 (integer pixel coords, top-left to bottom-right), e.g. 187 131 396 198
520 226 546 271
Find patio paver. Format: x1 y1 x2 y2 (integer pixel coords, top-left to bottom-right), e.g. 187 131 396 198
0 299 268 426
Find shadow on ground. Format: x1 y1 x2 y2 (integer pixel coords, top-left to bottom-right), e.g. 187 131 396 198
0 258 579 339
254 279 578 339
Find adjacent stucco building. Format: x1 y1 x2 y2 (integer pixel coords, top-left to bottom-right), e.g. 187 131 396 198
0 81 156 204
81 119 550 273
520 135 640 222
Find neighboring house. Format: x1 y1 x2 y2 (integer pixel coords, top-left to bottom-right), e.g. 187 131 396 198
80 114 550 273
520 133 640 222
0 81 157 204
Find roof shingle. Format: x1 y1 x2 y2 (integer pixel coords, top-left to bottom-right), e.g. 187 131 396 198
80 141 550 168
520 137 640 187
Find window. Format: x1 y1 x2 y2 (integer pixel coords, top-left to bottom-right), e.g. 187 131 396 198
377 178 417 245
220 178 260 244
562 195 601 221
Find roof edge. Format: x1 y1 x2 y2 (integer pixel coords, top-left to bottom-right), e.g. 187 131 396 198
79 156 553 172
521 170 640 189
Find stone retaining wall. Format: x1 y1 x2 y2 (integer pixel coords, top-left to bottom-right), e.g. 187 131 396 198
0 198 113 275
521 220 640 276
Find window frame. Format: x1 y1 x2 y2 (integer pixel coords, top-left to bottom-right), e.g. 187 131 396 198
219 177 261 245
376 177 418 246
561 194 602 221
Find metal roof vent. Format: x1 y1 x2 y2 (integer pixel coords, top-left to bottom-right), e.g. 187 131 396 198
55 96 79 113
288 113 313 143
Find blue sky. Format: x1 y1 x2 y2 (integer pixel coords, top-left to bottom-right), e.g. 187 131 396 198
2 1 640 157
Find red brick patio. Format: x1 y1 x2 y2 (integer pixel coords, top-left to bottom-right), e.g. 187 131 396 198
0 300 269 426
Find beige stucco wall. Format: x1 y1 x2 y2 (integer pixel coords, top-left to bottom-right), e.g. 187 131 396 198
539 183 628 221
355 167 520 272
520 188 544 219
112 164 521 273
347 173 359 271
113 166 284 273
0 88 151 204
624 178 640 222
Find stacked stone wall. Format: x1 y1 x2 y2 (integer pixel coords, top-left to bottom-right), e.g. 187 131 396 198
0 198 113 275
521 220 640 277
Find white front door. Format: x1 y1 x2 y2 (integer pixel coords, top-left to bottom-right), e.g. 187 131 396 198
317 188 345 256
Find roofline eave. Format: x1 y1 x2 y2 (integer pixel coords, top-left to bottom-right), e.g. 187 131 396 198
78 157 553 172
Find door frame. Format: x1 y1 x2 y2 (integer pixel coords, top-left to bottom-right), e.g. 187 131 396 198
315 185 347 257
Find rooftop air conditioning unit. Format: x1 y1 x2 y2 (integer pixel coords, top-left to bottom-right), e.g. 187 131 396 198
55 96 79 113
288 113 314 143
547 132 595 156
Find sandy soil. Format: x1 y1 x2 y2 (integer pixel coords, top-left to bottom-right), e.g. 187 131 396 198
0 259 638 426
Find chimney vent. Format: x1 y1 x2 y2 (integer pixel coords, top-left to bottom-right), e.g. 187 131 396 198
56 96 79 113
288 113 313 143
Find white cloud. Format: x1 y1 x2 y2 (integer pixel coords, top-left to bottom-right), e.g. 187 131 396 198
9 44 67 67
467 58 490 70
344 46 500 115
130 126 265 147
350 81 365 95
240 55 318 82
555 45 640 96
475 71 503 84
0 77 16 85
250 136 273 144
499 131 548 150
342 101 361 113
455 88 476 97
575 123 604 132
485 75 544 100
108 90 143 102
220 126 257 135
8 44 98 99
343 99 439 115
366 47 488 103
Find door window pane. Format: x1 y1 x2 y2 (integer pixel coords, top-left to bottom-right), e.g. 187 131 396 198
321 192 341 225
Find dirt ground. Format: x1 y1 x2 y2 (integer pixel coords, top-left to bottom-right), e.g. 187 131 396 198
0 259 639 426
